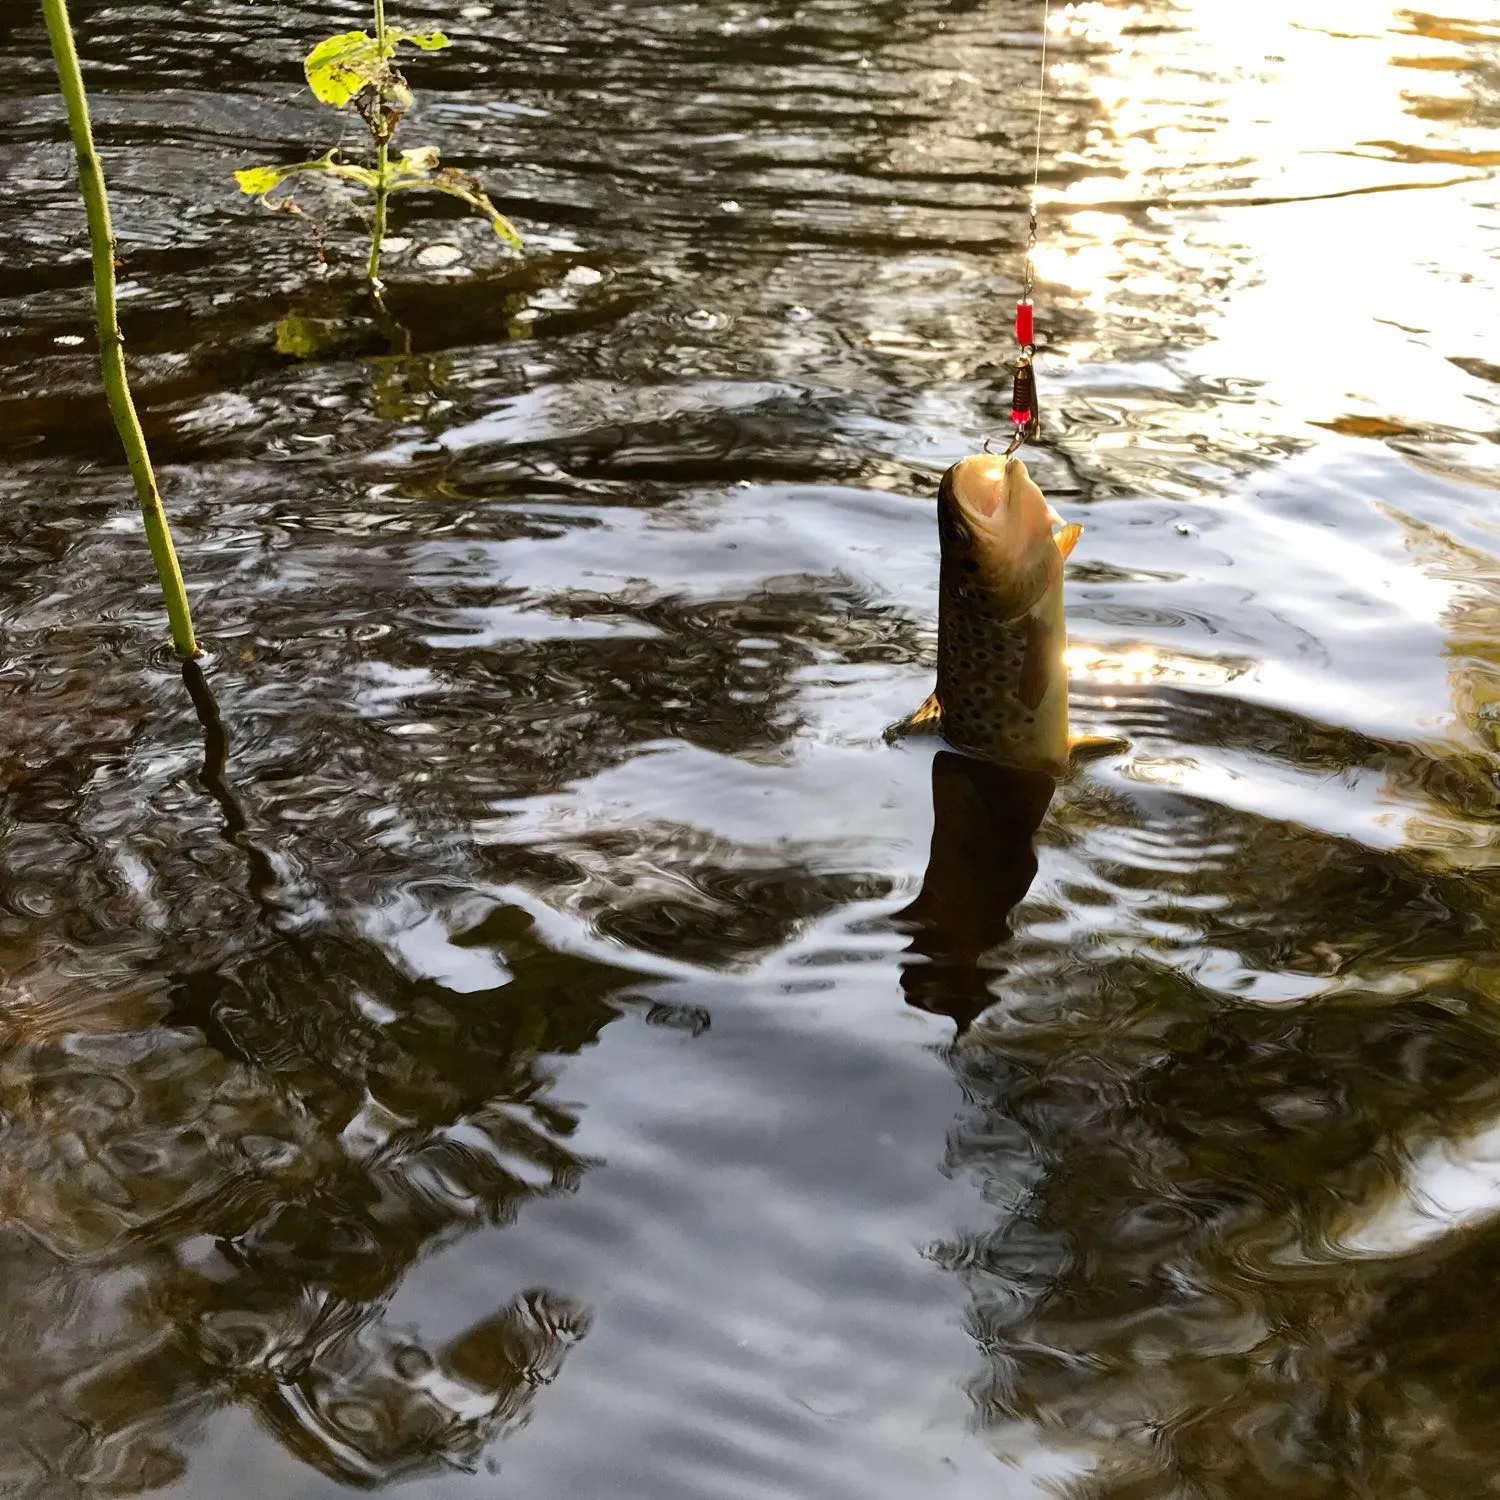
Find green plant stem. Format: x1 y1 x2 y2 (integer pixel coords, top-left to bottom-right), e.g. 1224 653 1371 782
366 0 390 292
368 141 389 289
41 0 199 659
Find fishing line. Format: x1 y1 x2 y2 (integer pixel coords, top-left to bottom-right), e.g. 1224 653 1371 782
1004 0 1050 456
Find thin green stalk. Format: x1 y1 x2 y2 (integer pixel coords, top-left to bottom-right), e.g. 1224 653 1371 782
366 0 390 292
368 142 389 288
41 0 200 659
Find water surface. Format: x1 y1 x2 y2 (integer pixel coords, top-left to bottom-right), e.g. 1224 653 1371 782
2 1 1500 1495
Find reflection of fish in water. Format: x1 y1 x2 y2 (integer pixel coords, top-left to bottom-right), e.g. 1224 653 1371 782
896 751 1054 1034
888 454 1117 776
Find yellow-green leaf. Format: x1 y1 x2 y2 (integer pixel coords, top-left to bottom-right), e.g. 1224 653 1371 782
233 153 378 197
392 29 450 51
303 28 450 108
388 173 523 250
304 30 383 106
330 162 383 191
234 164 289 195
275 314 322 357
487 210 523 249
275 314 368 360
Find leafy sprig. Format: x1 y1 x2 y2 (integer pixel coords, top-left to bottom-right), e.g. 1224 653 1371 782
235 21 521 296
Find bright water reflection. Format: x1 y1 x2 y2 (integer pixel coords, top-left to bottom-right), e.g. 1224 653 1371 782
1 0 1500 1495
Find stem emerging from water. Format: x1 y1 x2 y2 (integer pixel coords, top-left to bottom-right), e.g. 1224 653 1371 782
368 142 390 290
41 0 200 660
366 0 390 295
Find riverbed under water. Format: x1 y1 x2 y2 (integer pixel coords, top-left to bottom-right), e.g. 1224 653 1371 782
2 1 1500 1496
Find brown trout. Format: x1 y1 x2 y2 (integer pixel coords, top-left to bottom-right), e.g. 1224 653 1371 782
889 453 1109 776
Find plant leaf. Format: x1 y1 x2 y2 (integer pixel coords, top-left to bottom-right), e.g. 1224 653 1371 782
389 173 523 249
484 207 524 249
304 31 384 106
391 29 450 52
234 164 293 195
395 145 441 177
234 154 380 196
275 313 371 359
303 29 449 108
325 162 382 191
275 314 323 358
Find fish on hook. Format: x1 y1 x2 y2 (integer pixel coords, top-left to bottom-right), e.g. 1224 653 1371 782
886 453 1121 775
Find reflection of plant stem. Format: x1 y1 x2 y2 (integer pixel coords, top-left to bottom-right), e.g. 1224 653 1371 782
181 661 282 912
42 0 200 659
367 0 390 297
375 305 413 356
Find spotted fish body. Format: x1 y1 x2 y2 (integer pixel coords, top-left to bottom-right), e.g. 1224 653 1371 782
890 454 1081 776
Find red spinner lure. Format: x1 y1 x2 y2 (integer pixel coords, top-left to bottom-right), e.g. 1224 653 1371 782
1005 0 1049 456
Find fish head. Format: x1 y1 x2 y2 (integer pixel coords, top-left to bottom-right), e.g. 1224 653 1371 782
936 454 1068 612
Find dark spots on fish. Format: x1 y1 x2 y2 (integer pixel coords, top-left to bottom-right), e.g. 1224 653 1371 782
934 558 1064 761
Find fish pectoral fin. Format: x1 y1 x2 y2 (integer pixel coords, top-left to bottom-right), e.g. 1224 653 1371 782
1054 522 1083 561
884 690 943 742
1018 617 1058 712
1067 733 1129 764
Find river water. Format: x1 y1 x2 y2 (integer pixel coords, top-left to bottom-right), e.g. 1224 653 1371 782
2 1 1499 1496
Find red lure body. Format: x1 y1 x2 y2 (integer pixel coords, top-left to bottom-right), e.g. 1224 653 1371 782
1010 360 1036 435
1010 300 1037 441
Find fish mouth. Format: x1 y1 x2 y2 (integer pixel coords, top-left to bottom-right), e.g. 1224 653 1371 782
948 456 1009 521
946 454 1063 540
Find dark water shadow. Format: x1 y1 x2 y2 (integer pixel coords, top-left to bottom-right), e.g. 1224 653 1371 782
181 659 281 916
895 750 1056 1035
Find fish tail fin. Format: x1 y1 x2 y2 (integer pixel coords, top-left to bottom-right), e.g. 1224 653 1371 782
1054 522 1083 560
885 690 943 742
